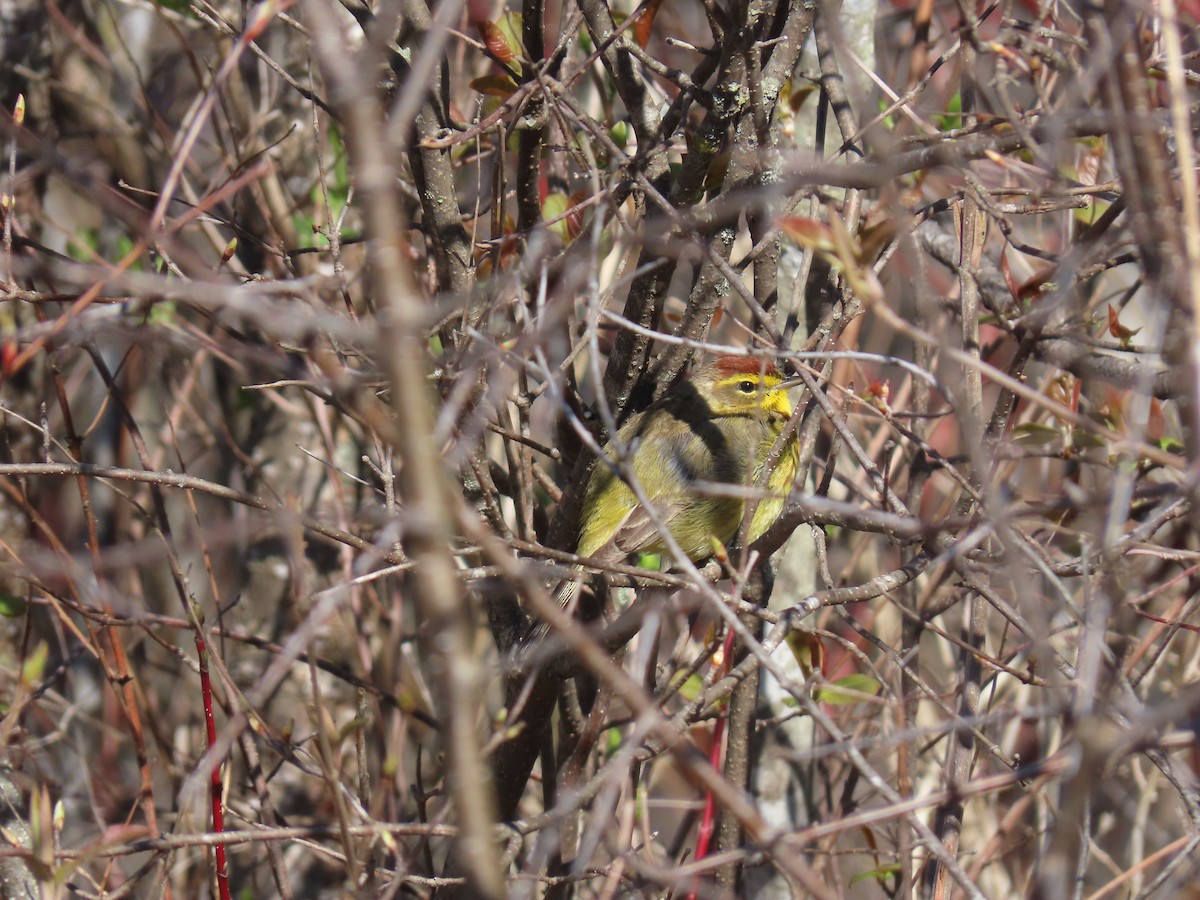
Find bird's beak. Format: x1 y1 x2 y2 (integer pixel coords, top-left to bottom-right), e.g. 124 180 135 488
764 388 794 418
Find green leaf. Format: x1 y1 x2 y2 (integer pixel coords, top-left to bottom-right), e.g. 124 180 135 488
1011 422 1061 446
850 863 902 886
634 551 661 570
1073 197 1111 227
147 300 178 327
936 92 962 132
604 727 622 756
609 121 629 148
382 754 399 779
152 0 196 16
815 673 881 705
470 74 519 98
67 228 100 263
676 674 703 701
784 630 822 680
0 594 27 617
1070 429 1107 450
874 96 896 130
542 192 571 242
21 641 49 686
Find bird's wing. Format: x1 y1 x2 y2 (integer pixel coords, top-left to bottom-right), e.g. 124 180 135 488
609 502 681 556
579 412 754 562
605 424 722 557
577 462 683 561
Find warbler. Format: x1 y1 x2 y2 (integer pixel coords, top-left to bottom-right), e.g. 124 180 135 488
574 355 800 571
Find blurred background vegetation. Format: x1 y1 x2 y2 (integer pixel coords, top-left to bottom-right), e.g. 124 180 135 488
1 0 1199 896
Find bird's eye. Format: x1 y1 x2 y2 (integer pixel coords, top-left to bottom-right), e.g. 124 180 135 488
737 380 756 393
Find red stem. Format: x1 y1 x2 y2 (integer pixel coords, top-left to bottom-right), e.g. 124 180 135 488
686 628 736 900
196 630 232 900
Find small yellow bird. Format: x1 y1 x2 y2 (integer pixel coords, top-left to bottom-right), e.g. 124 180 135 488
574 355 800 569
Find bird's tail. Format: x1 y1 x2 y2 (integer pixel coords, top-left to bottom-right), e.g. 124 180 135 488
523 564 587 648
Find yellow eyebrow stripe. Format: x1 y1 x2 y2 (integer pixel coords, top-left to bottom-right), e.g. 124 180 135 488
714 374 783 390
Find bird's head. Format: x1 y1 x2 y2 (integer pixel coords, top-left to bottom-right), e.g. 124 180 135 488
691 356 795 419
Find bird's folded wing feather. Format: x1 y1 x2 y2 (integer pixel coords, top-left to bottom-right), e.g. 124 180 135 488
605 424 715 556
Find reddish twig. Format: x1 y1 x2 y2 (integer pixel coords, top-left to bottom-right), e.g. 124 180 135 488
194 609 232 900
687 627 735 900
